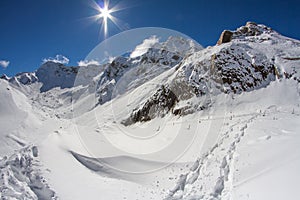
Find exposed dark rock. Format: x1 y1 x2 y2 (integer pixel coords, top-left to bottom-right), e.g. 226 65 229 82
32 146 38 157
216 22 274 45
209 45 276 94
233 21 273 40
106 57 129 78
172 55 180 60
122 85 178 126
217 30 233 45
282 57 300 61
0 74 9 80
8 72 38 86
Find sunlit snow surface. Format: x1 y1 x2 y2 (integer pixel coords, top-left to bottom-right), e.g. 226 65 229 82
1 24 300 199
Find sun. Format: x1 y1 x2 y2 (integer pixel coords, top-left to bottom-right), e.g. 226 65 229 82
98 4 112 23
97 4 113 36
99 5 112 20
95 1 113 37
88 0 128 38
87 0 125 39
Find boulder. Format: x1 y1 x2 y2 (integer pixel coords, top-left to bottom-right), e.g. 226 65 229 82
246 21 258 27
217 30 233 45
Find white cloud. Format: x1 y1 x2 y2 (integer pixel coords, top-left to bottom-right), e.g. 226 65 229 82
130 36 160 58
77 60 100 67
0 60 10 68
108 56 116 63
43 55 69 65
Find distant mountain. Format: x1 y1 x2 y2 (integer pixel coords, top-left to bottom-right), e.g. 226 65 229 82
2 22 300 122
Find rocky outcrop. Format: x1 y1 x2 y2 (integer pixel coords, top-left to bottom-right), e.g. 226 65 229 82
210 44 277 94
0 74 9 80
217 22 274 45
233 21 274 40
122 85 178 125
217 30 233 45
9 72 38 85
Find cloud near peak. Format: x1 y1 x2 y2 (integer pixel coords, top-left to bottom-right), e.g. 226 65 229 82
43 55 69 65
0 60 10 68
130 35 160 58
77 60 100 67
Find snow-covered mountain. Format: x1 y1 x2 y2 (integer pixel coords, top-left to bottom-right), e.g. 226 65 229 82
123 22 300 124
0 22 300 200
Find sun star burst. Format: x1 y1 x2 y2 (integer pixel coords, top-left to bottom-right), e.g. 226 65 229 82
97 4 112 35
88 0 129 39
90 0 124 38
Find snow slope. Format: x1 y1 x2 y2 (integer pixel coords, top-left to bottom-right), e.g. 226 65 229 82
0 22 300 200
166 79 300 200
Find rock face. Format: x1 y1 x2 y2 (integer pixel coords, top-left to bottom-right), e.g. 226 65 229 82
217 30 233 45
233 21 274 40
209 44 277 93
0 74 9 80
9 72 38 86
122 85 178 126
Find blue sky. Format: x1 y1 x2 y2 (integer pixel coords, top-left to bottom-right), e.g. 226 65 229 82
1 0 300 76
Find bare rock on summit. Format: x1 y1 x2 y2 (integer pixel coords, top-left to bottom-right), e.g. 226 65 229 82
217 30 233 45
217 22 273 45
234 21 273 39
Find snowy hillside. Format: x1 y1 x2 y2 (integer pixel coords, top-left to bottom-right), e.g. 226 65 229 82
0 22 300 200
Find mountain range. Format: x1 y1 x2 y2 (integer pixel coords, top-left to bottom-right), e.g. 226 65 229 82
0 22 299 200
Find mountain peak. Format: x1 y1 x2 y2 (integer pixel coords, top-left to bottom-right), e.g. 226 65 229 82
0 74 9 80
217 22 275 45
233 21 274 38
36 62 79 92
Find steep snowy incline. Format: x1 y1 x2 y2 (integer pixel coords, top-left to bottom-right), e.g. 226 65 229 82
0 79 41 155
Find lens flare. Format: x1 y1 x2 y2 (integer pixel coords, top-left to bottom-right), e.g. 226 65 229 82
97 1 112 37
89 0 128 38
